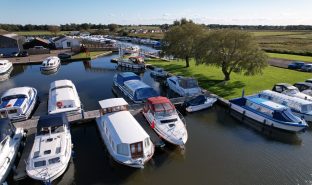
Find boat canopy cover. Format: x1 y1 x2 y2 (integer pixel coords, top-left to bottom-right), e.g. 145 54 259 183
116 72 140 86
147 97 175 112
124 80 159 101
37 113 68 133
0 118 15 141
184 95 206 106
246 97 286 111
99 98 128 109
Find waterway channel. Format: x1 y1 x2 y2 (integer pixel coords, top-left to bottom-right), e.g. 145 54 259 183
1 51 312 185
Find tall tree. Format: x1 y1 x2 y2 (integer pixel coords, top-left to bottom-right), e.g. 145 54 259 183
195 29 268 81
48 25 60 36
163 19 204 67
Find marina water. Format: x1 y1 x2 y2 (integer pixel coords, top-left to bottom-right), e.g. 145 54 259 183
1 53 312 185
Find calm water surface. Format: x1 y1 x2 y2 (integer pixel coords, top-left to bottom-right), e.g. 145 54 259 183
1 53 312 185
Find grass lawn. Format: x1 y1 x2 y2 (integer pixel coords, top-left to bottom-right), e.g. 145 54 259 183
71 51 110 59
13 31 70 36
267 53 312 62
147 59 312 99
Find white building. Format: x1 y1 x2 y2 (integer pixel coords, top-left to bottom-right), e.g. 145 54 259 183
54 36 80 49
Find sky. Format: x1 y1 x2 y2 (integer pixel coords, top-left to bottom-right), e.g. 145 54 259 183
1 0 312 25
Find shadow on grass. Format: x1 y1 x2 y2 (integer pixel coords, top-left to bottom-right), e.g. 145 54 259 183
160 64 246 98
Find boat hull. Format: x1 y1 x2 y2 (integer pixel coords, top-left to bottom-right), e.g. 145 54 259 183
117 61 145 70
185 98 217 112
230 103 307 132
0 63 13 75
0 128 24 184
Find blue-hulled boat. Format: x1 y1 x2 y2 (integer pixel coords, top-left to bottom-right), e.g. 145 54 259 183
229 96 308 132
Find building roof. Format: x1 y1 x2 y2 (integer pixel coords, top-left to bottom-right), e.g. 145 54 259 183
34 37 50 44
53 35 67 42
99 98 128 109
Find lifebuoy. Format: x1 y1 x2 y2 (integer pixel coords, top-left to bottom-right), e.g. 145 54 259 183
56 101 63 108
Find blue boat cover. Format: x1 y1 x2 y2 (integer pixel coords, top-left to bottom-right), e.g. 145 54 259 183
0 118 15 141
37 113 69 133
116 72 141 86
184 95 206 107
124 80 159 101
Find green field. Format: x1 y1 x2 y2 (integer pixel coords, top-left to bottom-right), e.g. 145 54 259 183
267 53 312 62
148 59 312 99
71 51 110 59
13 31 70 36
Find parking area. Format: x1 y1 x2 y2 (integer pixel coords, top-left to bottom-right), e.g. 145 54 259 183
1 49 73 64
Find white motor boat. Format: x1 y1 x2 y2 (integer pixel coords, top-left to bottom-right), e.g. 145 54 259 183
0 118 25 184
48 80 82 115
150 68 167 77
167 76 202 97
40 56 61 71
0 60 13 75
26 114 72 183
183 95 218 112
117 56 145 70
96 98 154 168
142 96 188 147
124 46 140 55
229 96 307 132
259 90 312 122
272 83 312 101
0 87 38 122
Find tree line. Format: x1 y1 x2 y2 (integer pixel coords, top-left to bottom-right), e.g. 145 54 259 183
1 23 312 32
163 19 268 81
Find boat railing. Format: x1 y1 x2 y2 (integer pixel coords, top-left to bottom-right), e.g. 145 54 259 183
177 110 186 126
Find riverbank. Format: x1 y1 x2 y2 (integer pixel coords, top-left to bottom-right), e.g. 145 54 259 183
147 59 312 99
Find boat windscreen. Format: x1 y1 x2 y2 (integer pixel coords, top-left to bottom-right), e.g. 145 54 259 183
179 78 198 89
51 85 73 91
273 109 302 123
2 94 27 101
301 104 312 113
284 89 300 95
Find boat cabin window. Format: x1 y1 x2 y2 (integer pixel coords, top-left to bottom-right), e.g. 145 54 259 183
117 143 129 156
48 157 60 164
130 142 143 159
34 160 46 168
0 111 6 118
169 79 176 85
101 105 128 114
179 78 198 89
144 138 150 148
8 109 18 114
2 94 27 101
301 104 312 113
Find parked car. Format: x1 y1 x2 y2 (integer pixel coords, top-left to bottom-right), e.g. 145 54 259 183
58 53 71 59
301 64 312 72
18 51 29 57
288 61 305 69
